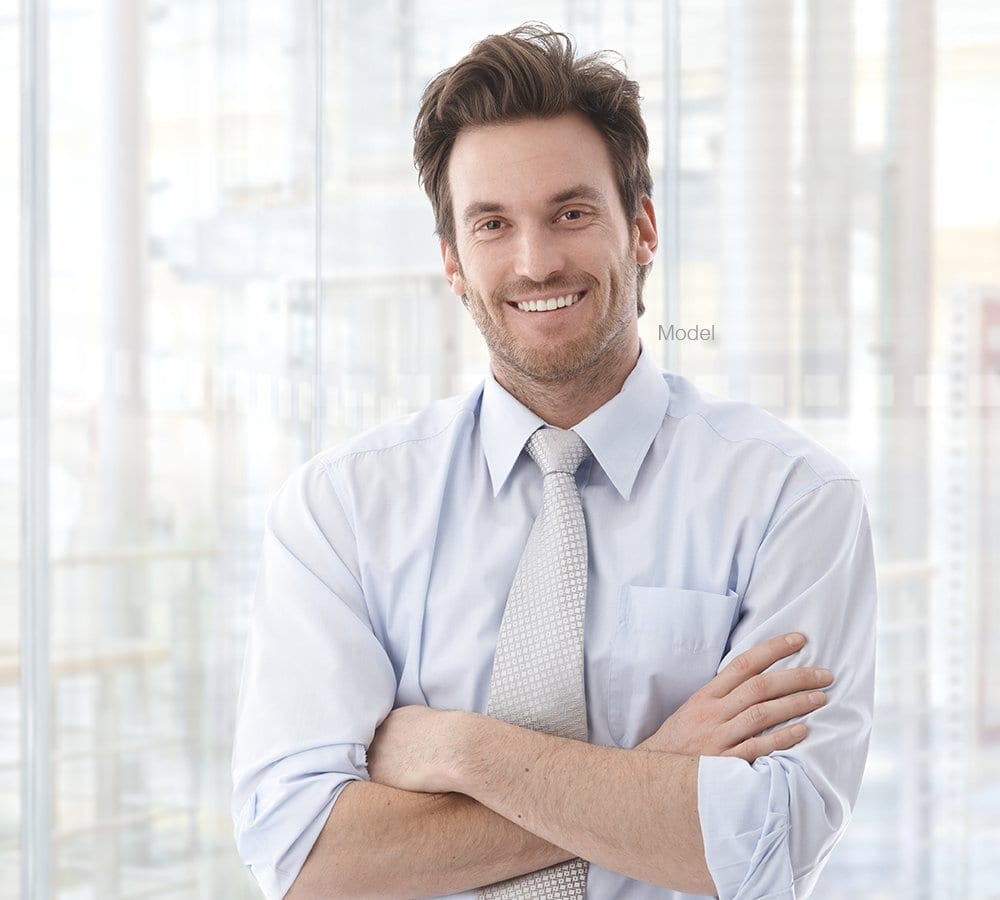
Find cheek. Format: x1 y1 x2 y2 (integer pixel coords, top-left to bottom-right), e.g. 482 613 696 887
576 232 628 272
462 251 504 294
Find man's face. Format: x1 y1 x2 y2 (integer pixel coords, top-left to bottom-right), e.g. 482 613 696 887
441 112 656 383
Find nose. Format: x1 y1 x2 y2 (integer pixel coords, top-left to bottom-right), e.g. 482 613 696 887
512 223 565 284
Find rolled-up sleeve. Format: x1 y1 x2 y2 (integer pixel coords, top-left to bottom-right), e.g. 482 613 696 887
698 478 877 899
231 457 397 899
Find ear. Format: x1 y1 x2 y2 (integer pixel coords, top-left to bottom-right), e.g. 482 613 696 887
440 240 467 297
633 196 658 265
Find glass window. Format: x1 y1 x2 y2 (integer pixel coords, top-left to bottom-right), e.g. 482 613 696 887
7 1 1000 895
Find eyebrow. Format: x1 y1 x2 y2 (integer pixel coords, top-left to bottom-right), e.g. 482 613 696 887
461 184 608 226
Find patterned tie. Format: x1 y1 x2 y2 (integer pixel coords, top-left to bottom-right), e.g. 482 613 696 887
477 426 592 899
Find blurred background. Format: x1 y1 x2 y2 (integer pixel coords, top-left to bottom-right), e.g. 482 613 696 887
3 0 999 897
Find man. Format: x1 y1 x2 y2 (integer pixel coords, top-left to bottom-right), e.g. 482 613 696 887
231 24 876 900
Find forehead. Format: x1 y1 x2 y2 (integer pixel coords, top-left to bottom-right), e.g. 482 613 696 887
448 112 622 216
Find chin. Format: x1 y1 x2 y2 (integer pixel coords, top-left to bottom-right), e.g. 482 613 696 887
502 339 607 383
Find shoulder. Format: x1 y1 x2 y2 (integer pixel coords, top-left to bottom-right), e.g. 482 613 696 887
315 382 483 475
269 383 483 520
663 373 861 504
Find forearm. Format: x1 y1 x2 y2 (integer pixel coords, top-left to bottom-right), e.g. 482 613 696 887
286 778 575 899
451 714 716 895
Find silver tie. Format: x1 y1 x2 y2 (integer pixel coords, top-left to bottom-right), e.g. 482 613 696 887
477 426 591 899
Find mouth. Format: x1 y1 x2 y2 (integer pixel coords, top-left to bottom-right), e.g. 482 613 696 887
506 291 586 314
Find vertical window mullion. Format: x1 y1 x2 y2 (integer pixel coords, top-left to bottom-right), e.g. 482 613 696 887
313 0 324 456
18 0 51 897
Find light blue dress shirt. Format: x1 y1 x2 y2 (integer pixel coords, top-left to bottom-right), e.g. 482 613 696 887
231 340 876 899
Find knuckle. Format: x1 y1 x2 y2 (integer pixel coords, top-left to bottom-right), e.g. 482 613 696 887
771 727 792 747
688 684 709 703
746 673 769 699
729 653 753 677
792 694 813 715
805 691 827 711
700 698 721 721
743 703 768 729
766 731 785 751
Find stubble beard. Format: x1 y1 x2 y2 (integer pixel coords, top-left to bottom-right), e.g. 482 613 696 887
458 252 639 386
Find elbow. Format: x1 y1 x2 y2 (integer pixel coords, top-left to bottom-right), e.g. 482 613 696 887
279 780 377 900
680 869 719 898
243 814 362 900
669 857 718 897
283 858 353 900
697 871 720 897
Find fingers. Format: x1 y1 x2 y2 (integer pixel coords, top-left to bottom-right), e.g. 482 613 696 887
691 632 835 762
723 722 809 763
717 689 828 751
720 665 833 720
702 632 809 699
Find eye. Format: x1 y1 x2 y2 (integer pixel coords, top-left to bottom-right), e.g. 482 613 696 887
479 219 503 232
560 209 587 222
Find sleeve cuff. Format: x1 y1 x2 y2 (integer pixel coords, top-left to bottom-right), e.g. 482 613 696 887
234 743 367 898
697 754 795 900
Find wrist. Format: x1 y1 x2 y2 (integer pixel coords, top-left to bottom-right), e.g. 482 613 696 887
444 710 490 794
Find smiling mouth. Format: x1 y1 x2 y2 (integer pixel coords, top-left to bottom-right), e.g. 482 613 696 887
508 291 585 313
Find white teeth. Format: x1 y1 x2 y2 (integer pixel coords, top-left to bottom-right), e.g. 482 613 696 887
515 292 582 312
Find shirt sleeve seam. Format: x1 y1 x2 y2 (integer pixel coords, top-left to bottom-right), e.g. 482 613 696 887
743 477 865 604
317 411 473 627
321 400 476 467
670 409 860 487
770 476 863 526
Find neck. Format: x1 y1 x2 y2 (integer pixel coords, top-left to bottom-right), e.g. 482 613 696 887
492 333 641 429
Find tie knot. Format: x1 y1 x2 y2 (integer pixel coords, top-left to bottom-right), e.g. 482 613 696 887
526 427 590 477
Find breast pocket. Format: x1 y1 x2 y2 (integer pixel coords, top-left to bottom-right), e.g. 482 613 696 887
607 585 740 748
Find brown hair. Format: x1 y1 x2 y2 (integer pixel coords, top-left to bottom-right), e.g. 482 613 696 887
413 23 654 316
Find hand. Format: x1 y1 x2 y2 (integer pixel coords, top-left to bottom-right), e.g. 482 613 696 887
367 705 467 794
635 632 833 762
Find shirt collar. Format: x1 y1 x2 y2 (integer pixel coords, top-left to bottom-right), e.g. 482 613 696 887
480 339 671 500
